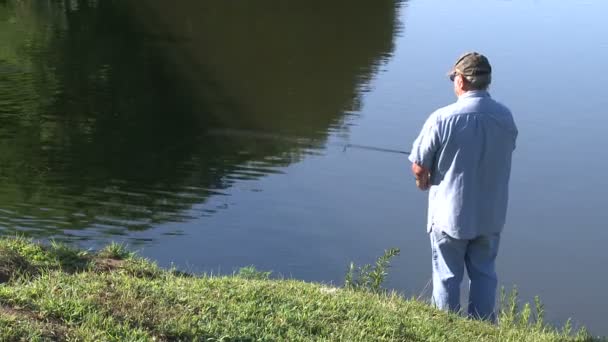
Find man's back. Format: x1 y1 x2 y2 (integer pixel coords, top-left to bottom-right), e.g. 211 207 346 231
411 90 518 239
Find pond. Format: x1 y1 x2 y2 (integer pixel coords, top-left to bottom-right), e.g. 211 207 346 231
1 0 607 335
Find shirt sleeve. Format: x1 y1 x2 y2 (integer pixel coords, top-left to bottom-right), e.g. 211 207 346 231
408 113 441 170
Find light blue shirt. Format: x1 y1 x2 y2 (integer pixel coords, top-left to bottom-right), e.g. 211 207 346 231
409 90 518 239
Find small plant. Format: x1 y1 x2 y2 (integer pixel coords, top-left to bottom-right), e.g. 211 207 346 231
344 248 400 294
49 240 90 271
534 295 545 331
236 265 272 280
498 286 594 340
98 242 134 260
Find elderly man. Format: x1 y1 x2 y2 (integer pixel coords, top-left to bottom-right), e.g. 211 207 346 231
408 52 518 320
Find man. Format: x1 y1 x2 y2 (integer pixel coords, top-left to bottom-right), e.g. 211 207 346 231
408 52 518 321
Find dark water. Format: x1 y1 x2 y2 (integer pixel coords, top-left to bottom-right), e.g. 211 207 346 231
2 0 608 335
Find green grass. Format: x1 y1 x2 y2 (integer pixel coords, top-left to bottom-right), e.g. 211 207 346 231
0 237 604 341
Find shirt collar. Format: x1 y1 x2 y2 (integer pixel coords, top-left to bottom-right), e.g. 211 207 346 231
458 90 490 101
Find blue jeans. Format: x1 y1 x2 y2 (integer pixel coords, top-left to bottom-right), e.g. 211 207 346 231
430 227 501 321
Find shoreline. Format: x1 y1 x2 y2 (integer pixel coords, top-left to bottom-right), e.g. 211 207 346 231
0 237 602 341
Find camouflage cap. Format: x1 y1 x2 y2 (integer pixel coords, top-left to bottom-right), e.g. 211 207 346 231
449 52 492 81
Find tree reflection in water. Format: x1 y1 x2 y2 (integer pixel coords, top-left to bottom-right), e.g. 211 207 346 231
0 0 404 240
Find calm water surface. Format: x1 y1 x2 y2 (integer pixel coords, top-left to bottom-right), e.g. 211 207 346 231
1 0 608 334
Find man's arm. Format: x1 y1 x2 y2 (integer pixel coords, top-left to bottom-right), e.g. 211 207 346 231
408 113 441 191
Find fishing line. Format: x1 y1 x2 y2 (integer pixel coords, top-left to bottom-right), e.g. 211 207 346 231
207 128 410 156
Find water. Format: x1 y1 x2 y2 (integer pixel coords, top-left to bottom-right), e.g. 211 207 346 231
1 0 608 335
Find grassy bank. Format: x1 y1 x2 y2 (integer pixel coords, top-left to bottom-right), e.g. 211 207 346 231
0 237 602 341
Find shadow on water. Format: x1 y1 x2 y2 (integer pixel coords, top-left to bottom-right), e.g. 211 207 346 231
0 0 404 241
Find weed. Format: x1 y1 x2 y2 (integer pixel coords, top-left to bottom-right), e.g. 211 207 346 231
344 248 400 294
236 265 272 280
498 286 595 341
97 242 134 260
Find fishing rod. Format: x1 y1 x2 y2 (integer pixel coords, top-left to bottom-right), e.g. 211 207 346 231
342 143 410 155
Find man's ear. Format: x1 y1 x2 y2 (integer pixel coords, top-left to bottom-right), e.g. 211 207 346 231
455 74 465 90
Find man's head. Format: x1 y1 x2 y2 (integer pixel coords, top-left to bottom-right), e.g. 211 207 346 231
448 52 492 96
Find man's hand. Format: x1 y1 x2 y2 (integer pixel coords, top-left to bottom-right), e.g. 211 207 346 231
412 162 431 191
